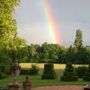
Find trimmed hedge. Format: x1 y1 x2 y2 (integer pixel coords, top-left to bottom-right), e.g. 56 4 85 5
41 63 56 79
61 62 78 81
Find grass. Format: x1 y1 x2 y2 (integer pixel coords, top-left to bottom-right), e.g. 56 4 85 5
0 75 90 88
0 73 90 88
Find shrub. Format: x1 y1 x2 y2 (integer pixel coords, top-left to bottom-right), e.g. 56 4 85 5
61 62 78 81
20 65 39 75
20 69 30 75
83 65 90 81
76 66 88 78
0 72 8 79
41 63 56 79
29 65 39 75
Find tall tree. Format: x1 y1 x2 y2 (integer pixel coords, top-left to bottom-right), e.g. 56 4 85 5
66 45 76 63
74 29 83 49
0 0 21 75
0 0 20 47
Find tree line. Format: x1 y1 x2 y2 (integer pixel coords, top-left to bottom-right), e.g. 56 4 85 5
0 29 90 67
8 30 90 64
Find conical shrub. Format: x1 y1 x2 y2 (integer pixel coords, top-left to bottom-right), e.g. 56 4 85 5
61 62 78 81
41 63 56 79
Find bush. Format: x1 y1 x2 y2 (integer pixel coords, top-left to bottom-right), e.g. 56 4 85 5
61 62 78 81
76 66 88 78
41 63 56 79
21 65 39 75
0 72 8 79
29 65 39 75
0 55 12 74
20 69 30 75
83 65 90 81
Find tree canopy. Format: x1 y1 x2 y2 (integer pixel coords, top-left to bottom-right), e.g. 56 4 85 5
74 29 83 49
0 0 20 47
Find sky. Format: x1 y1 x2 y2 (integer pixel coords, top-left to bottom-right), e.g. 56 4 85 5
15 0 90 46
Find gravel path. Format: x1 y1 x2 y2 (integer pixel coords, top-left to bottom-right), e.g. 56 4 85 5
32 85 84 90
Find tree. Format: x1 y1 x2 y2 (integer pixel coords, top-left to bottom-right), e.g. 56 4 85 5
76 47 89 64
74 29 83 49
0 0 21 77
57 46 67 63
76 66 88 78
66 45 76 63
0 0 20 47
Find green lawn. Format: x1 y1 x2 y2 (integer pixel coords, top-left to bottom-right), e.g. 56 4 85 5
0 69 90 88
0 75 90 88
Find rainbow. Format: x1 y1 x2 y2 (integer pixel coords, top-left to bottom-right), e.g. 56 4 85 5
42 0 61 45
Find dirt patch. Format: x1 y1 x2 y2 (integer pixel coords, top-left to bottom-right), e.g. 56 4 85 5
32 85 84 90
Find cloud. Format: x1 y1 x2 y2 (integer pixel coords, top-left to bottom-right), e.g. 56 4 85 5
15 0 90 46
17 23 51 45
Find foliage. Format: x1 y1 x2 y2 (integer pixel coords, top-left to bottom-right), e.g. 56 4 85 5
17 42 90 64
0 0 20 47
29 65 39 75
0 0 27 77
74 29 83 49
20 69 30 75
0 48 12 74
76 66 88 78
20 65 39 75
57 46 67 63
0 72 8 79
66 46 76 63
41 63 56 79
61 62 78 81
76 47 90 64
83 65 90 81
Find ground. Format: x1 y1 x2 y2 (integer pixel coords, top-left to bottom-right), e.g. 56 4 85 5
32 85 84 90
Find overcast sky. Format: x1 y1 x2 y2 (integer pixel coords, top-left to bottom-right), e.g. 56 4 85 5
15 0 90 46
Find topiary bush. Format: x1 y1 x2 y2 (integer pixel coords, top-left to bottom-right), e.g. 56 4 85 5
83 64 90 81
76 66 88 78
61 62 78 81
29 65 39 75
41 63 56 79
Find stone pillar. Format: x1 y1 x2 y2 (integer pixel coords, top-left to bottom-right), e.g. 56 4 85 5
23 76 31 90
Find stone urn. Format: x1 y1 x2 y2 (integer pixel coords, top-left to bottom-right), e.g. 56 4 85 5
84 84 90 90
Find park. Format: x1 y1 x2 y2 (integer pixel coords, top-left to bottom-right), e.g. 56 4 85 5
0 0 90 90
